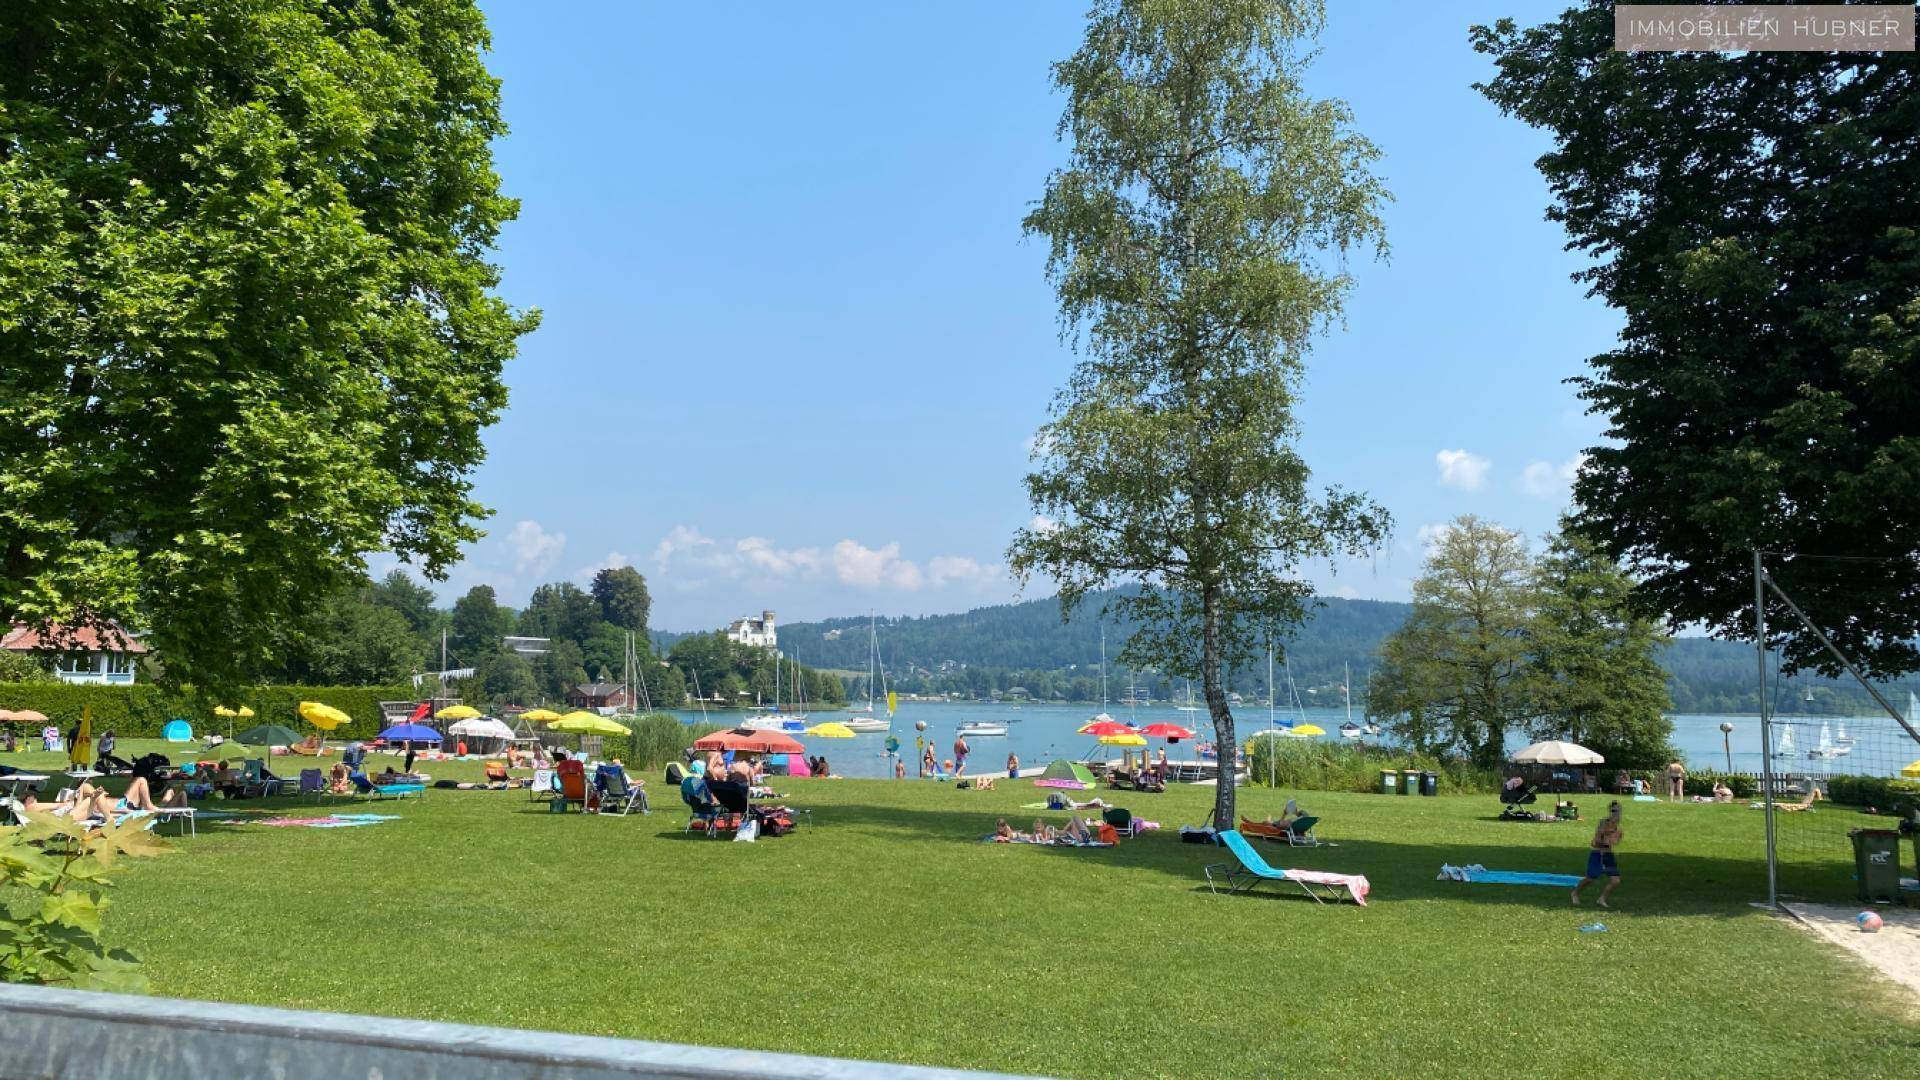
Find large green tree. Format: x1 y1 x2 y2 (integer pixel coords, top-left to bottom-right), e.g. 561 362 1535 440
1368 517 1536 768
590 566 652 633
448 584 513 668
517 582 599 648
0 2 537 693
274 587 419 686
1528 530 1674 768
1007 0 1390 825
1473 5 1920 677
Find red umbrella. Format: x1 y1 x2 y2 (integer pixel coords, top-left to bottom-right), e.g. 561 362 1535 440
1078 719 1139 736
1138 723 1196 741
693 727 805 755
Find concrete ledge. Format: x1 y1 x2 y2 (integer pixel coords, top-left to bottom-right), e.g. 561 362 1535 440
0 984 1038 1080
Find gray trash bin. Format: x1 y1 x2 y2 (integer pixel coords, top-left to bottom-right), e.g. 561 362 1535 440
1850 828 1902 903
1420 771 1438 797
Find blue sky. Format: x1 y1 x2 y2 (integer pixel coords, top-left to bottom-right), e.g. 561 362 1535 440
406 1 1622 632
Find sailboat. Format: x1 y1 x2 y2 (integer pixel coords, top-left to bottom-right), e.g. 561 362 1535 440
1772 722 1795 758
1339 663 1364 739
743 653 808 732
1833 719 1853 745
1807 720 1851 760
841 614 891 733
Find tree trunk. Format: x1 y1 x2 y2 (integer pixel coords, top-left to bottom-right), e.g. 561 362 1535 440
1200 581 1236 827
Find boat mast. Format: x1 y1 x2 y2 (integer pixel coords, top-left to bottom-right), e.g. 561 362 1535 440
1099 626 1109 710
1345 662 1353 725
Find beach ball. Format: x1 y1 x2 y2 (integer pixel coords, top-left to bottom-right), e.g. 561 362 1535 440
1856 911 1883 933
915 721 927 732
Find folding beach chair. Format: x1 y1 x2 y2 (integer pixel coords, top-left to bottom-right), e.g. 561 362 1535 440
297 768 326 802
1101 806 1139 838
595 765 647 816
529 768 555 804
555 759 587 812
680 776 721 837
1204 830 1368 905
1282 815 1321 847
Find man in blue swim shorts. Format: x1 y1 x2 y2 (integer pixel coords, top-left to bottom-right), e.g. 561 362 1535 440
1571 800 1623 908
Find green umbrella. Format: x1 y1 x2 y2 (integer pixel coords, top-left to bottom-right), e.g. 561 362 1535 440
236 724 302 752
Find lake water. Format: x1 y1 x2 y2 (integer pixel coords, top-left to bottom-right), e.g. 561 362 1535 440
660 701 1917 780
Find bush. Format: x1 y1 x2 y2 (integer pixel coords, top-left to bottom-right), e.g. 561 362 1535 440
1682 771 1758 799
1824 774 1920 816
1244 737 1502 795
0 682 411 738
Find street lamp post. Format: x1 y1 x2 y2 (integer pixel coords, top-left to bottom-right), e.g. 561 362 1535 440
1719 721 1735 773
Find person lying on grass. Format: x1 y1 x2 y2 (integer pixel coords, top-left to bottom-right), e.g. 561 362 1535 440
958 776 996 790
993 818 1026 842
1061 815 1092 844
1046 793 1109 811
1031 818 1057 843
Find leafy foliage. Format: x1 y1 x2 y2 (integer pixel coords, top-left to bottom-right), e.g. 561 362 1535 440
0 1 537 695
0 682 410 737
0 816 170 991
1473 5 1920 677
1010 0 1390 825
591 567 652 633
1244 737 1501 795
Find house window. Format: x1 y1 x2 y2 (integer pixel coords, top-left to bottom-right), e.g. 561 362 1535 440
57 653 94 674
107 652 134 675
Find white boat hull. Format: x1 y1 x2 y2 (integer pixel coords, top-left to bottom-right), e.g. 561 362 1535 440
957 724 1008 737
742 715 808 733
839 716 890 733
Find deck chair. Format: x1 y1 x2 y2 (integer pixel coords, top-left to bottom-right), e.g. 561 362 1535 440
484 761 510 785
1101 806 1139 838
555 759 587 811
680 776 722 837
297 768 326 801
348 772 424 800
595 765 646 816
529 768 555 804
1281 815 1321 847
1204 830 1369 905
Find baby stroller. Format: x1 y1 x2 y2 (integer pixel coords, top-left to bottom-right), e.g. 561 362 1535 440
1499 777 1540 821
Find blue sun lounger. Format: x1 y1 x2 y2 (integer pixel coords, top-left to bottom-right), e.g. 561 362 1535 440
1204 829 1370 905
349 772 424 800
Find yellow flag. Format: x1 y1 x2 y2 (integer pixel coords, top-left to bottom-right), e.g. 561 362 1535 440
886 691 897 717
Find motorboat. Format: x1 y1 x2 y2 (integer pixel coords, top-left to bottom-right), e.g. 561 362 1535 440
840 714 890 734
957 720 1008 737
1339 721 1364 739
742 710 807 733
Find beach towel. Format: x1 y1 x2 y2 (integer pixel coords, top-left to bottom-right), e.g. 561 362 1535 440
1285 868 1371 905
982 835 1115 848
218 813 400 829
1437 863 1583 887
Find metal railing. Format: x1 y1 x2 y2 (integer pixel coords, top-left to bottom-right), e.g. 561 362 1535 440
0 984 1040 1080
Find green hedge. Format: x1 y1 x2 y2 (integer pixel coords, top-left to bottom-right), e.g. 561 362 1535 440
1823 774 1920 817
0 682 412 738
1244 737 1503 795
1682 771 1759 799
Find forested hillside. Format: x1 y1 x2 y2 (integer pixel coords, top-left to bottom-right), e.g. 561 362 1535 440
659 590 1917 713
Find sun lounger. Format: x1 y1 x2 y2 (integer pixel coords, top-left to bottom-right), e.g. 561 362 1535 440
1205 830 1369 905
1239 815 1322 847
348 772 423 800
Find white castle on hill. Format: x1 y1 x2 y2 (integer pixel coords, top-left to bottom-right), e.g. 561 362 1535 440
725 610 777 651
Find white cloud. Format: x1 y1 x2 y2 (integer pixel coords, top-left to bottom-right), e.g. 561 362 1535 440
505 520 566 577
1435 449 1492 491
1028 513 1059 535
651 525 714 570
928 555 1002 587
1415 521 1453 555
1520 453 1588 498
832 539 923 590
736 536 823 577
1328 583 1361 600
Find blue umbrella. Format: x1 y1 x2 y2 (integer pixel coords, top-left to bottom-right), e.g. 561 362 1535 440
377 723 442 743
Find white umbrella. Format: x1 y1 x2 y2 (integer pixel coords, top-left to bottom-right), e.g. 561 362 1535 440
447 717 513 740
1509 740 1604 766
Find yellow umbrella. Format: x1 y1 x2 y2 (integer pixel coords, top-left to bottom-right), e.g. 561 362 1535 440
1098 733 1148 747
806 722 856 739
298 701 352 730
69 704 92 771
1901 760 1920 779
520 708 562 722
1289 724 1327 737
214 705 255 718
548 712 631 736
435 704 482 721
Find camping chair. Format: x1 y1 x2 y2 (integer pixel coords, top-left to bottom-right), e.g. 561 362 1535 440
529 768 556 804
297 768 326 802
1101 806 1139 838
239 759 274 799
1203 830 1368 906
1281 815 1321 847
555 759 588 811
348 772 424 800
680 776 722 837
595 765 646 817
484 761 510 785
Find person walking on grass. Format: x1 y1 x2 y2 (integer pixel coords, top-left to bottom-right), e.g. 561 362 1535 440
1665 759 1687 800
953 734 969 777
1572 801 1624 909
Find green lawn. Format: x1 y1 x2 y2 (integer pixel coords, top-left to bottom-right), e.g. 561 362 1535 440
6 740 1916 1077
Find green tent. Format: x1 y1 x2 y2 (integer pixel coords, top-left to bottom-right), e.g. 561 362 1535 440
1034 759 1097 789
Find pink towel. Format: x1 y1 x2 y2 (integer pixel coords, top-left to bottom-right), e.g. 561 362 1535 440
1288 869 1370 906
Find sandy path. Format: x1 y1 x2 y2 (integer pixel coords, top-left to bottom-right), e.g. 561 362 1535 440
1782 900 1920 1002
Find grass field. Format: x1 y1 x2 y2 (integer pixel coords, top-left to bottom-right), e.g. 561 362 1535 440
5 740 1917 1077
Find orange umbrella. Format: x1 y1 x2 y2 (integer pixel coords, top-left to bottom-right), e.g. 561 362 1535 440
693 727 805 755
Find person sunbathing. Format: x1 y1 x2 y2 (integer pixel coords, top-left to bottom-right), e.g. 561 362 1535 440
1061 815 1092 844
1712 780 1733 803
328 762 352 794
1031 818 1057 843
961 775 996 790
1265 799 1304 827
994 818 1020 842
117 775 186 811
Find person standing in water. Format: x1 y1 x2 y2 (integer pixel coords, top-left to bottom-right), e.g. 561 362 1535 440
1571 801 1624 908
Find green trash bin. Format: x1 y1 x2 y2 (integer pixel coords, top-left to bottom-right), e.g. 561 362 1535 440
1400 769 1418 796
1379 769 1398 795
1849 828 1902 903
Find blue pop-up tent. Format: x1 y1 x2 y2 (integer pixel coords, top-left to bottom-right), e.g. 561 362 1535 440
376 723 442 743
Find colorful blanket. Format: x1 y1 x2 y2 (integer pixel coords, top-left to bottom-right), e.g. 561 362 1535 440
215 813 399 829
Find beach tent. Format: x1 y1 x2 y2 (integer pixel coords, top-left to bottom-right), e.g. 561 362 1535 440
161 719 193 743
1034 759 1097 790
785 754 812 777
